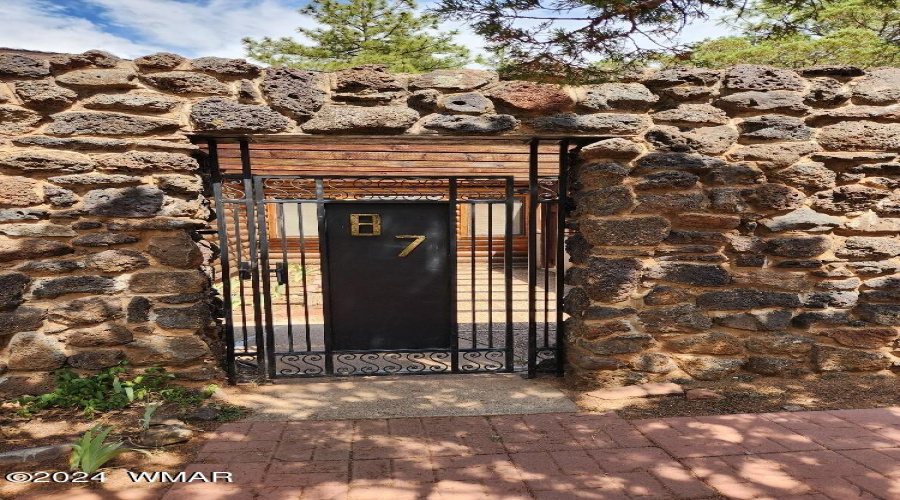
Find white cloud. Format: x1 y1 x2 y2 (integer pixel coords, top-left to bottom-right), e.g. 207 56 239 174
0 0 735 65
83 0 303 58
0 0 163 58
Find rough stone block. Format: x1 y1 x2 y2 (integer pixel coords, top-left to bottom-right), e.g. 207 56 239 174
1 105 42 138
191 97 293 133
532 113 651 134
141 71 229 94
260 67 326 119
818 121 900 152
128 335 211 366
82 93 182 113
724 65 806 91
82 186 164 218
715 310 792 331
697 289 802 310
7 332 66 371
410 69 496 91
580 217 670 246
14 80 78 110
0 307 46 337
637 304 711 333
66 323 133 347
56 69 138 89
645 125 737 155
646 262 730 286
574 186 633 216
813 345 891 372
579 333 655 356
0 54 50 78
32 275 118 299
421 114 518 134
668 332 743 355
46 112 180 136
581 83 657 111
129 270 207 294
677 356 745 381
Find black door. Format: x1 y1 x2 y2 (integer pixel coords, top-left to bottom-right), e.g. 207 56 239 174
324 202 453 351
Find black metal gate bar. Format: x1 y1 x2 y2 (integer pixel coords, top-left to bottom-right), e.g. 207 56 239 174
206 139 238 384
504 178 514 372
242 139 267 380
527 139 539 378
556 139 570 376
448 178 459 373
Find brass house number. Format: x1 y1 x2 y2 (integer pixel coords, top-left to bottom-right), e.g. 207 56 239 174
349 214 425 257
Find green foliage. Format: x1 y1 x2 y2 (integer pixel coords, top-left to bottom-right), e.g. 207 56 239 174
683 0 900 68
157 384 219 410
434 0 744 81
139 402 163 432
17 364 174 416
244 0 474 72
212 403 250 422
69 425 146 474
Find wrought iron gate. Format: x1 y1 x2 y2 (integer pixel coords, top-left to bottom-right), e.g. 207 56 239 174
199 137 572 382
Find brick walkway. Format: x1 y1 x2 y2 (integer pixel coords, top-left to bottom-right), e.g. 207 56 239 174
160 408 900 500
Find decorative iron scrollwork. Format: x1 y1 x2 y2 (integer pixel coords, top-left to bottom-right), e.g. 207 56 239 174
459 349 506 372
221 178 247 200
537 177 559 201
333 351 451 375
277 353 326 376
262 178 318 200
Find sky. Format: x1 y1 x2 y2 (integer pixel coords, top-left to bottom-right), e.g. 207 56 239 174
0 0 736 64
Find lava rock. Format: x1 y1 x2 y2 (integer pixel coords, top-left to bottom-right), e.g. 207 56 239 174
129 270 207 294
580 217 670 246
46 112 179 136
813 345 891 372
190 97 292 133
14 80 78 110
141 71 229 94
696 289 802 310
302 105 418 133
637 304 712 333
82 186 164 217
7 332 66 371
48 297 122 326
259 67 326 120
421 114 518 134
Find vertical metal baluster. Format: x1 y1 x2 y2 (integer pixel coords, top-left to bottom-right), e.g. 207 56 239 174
544 198 550 349
231 207 249 352
487 201 493 349
504 178 514 372
316 178 334 375
556 140 570 375
527 139 539 378
253 184 276 380
208 140 237 383
241 139 268 380
470 200 477 349
449 178 458 373
276 203 294 354
297 203 313 353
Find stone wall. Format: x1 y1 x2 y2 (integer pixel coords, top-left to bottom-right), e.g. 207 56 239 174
0 49 898 395
565 65 900 386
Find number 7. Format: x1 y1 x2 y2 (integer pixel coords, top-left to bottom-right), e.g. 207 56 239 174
395 235 426 257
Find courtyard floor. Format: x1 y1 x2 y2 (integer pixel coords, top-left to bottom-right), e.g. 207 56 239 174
27 406 900 500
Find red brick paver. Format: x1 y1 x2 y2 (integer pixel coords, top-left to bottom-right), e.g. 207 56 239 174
159 407 900 499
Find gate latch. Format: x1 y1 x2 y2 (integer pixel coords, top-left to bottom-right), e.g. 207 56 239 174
271 262 288 285
238 262 252 281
